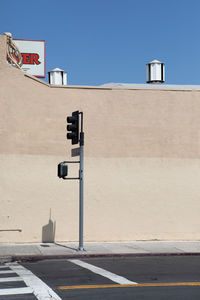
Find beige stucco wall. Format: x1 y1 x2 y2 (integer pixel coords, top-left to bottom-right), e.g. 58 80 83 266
1 34 200 242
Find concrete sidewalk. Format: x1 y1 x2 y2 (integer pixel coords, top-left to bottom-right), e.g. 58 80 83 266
1 241 200 262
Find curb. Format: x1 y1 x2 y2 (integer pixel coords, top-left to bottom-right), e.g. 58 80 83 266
6 252 200 263
0 256 12 264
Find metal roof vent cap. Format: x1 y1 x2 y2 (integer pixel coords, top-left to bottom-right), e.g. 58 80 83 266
48 68 67 85
146 60 165 84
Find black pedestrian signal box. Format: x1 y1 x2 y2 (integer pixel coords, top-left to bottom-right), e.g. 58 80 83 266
66 110 79 145
58 162 68 178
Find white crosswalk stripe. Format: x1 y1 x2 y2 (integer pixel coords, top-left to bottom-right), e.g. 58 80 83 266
0 277 23 282
0 262 61 299
69 259 137 284
0 270 15 274
0 263 32 297
0 287 33 296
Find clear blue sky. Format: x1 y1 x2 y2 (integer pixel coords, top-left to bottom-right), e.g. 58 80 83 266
1 0 200 86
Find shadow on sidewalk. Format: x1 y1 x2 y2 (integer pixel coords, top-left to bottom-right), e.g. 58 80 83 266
54 243 78 251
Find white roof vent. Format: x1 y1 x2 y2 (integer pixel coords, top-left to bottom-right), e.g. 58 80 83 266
48 68 67 85
146 60 165 83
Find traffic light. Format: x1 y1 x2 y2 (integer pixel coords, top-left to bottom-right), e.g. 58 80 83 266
66 110 79 145
58 162 68 178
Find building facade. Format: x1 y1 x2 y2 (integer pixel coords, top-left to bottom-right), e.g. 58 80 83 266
1 34 200 243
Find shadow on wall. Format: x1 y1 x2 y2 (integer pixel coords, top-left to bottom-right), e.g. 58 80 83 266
42 210 56 243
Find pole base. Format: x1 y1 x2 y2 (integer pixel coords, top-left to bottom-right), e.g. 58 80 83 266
78 246 85 252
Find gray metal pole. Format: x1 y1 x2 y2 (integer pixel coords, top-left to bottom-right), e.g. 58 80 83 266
78 116 84 251
79 144 84 251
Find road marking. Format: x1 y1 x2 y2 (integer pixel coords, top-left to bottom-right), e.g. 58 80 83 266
59 281 200 290
6 262 62 300
0 276 23 282
0 287 33 295
0 270 15 274
68 259 136 284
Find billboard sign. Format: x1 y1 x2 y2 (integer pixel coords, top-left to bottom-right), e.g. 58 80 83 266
13 39 46 78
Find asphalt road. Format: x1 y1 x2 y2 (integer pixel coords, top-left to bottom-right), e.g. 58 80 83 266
1 256 200 299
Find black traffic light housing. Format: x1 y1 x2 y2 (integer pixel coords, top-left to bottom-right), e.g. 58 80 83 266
66 110 79 145
58 162 68 178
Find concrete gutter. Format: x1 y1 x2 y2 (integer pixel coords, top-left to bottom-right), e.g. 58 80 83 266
9 252 200 264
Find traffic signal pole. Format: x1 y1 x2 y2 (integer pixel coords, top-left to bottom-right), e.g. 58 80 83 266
79 112 84 251
58 111 85 251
